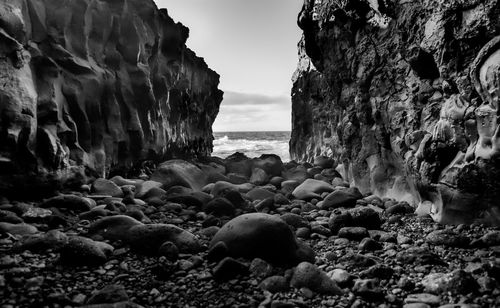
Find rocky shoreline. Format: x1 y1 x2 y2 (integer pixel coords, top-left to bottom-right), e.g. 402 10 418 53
1 154 499 308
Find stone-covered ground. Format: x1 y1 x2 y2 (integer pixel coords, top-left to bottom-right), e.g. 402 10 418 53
1 155 499 308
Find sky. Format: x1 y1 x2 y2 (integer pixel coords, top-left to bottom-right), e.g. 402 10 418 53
155 0 303 132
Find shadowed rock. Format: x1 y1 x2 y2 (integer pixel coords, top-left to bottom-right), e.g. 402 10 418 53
209 213 315 267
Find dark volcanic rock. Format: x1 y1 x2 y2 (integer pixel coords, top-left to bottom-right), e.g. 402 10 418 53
0 0 222 193
291 0 500 225
209 213 315 267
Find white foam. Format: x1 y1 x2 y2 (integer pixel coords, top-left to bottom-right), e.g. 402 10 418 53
213 135 290 161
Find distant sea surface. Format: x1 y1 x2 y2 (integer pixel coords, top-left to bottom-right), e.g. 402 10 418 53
213 131 291 162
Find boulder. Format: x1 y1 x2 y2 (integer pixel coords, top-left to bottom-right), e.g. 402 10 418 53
253 154 283 177
151 160 208 191
209 213 314 267
92 179 123 197
87 215 143 241
321 188 362 209
292 179 334 200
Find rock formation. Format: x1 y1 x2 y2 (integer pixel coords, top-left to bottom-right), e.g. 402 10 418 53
291 0 500 224
0 0 223 191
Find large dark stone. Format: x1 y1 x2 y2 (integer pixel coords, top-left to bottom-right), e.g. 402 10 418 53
209 213 315 267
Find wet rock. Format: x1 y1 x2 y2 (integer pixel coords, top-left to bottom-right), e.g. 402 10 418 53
425 229 470 248
253 154 283 177
292 179 334 200
210 213 314 267
290 262 342 295
59 236 113 266
87 284 129 304
338 227 369 241
212 257 248 281
92 179 123 198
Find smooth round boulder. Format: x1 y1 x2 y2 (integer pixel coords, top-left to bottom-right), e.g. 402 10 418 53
87 215 143 241
321 188 362 209
209 213 315 267
150 159 208 191
92 178 123 197
292 179 334 200
253 154 283 177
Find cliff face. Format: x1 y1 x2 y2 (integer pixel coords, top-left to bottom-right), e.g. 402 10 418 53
0 0 222 181
291 0 500 224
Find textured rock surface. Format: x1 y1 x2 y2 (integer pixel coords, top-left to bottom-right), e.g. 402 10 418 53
0 0 222 191
291 0 500 225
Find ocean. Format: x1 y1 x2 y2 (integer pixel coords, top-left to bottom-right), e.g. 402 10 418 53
213 131 291 162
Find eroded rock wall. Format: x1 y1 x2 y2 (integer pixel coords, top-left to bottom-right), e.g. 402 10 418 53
0 0 223 182
291 0 500 224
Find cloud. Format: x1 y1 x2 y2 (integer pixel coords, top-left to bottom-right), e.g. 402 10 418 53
222 91 290 106
213 91 291 132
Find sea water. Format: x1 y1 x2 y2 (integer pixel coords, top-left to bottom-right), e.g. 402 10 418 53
213 131 291 162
